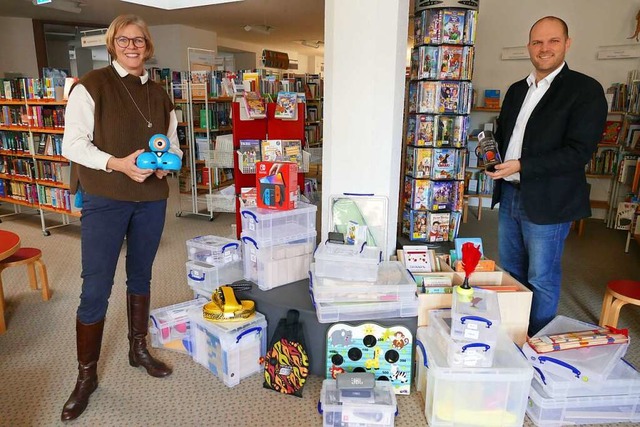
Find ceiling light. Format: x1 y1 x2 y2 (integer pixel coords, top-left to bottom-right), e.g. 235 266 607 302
31 0 83 13
120 0 243 10
243 25 274 35
301 40 323 49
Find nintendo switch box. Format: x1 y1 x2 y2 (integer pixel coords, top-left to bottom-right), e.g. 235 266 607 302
255 161 298 210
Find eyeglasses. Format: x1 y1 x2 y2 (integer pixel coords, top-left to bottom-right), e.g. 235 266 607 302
115 36 146 49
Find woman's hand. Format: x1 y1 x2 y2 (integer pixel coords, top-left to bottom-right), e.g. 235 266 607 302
154 170 170 179
107 149 154 183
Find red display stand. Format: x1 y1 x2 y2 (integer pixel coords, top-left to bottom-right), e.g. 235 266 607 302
232 102 306 237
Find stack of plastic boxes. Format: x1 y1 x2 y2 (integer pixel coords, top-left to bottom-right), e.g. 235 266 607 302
309 242 418 323
240 202 317 290
415 325 533 426
430 288 502 368
318 379 398 427
523 315 640 425
185 235 244 298
188 305 267 387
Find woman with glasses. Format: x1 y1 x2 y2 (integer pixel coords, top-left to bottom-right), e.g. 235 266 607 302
60 14 182 421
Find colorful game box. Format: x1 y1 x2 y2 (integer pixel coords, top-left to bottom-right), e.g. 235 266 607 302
255 161 298 210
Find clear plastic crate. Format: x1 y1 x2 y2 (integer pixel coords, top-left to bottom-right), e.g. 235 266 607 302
185 260 244 294
415 326 532 427
429 309 496 368
318 380 398 427
309 261 417 303
311 297 418 324
313 242 382 282
189 307 267 388
450 287 501 343
522 315 630 383
186 235 241 265
527 377 640 426
241 231 316 291
149 298 207 355
240 202 317 244
206 149 234 168
533 357 640 398
205 193 236 213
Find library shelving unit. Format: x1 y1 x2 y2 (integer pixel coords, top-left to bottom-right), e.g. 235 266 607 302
231 102 306 238
172 80 234 221
0 93 79 235
400 0 478 242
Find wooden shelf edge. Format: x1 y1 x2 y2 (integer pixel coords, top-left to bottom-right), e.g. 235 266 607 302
590 200 610 209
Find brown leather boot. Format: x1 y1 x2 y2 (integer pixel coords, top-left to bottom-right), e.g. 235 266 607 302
61 318 105 421
127 293 172 378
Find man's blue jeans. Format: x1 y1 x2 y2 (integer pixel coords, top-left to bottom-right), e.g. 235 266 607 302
498 183 571 336
77 193 167 324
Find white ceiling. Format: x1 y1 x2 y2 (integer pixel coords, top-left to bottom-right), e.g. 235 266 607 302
0 0 327 57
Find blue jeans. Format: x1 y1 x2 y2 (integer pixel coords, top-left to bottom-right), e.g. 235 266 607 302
498 183 571 336
77 193 167 324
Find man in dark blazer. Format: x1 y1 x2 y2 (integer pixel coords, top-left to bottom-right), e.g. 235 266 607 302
486 16 608 336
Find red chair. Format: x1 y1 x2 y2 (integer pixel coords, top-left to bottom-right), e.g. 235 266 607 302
599 280 640 328
0 248 51 333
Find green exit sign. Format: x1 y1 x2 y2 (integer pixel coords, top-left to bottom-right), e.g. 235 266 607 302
35 0 53 4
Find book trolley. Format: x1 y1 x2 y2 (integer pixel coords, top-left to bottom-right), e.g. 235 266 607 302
401 0 478 242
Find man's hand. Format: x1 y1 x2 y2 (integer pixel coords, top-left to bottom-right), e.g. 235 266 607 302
485 159 521 180
107 149 154 183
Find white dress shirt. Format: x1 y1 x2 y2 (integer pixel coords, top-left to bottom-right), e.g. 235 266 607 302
504 62 565 182
61 60 181 172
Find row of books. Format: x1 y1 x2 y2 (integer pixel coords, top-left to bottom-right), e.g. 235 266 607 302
37 185 78 212
25 105 65 129
404 146 467 181
34 161 69 184
406 114 470 148
403 177 465 212
410 45 474 81
1 76 65 101
0 131 30 153
238 139 303 170
0 157 33 178
402 209 462 242
414 8 478 47
0 180 37 203
465 170 495 195
586 147 618 175
305 124 322 145
408 80 473 115
1 105 28 127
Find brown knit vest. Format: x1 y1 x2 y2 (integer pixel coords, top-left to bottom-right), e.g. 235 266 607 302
69 66 174 201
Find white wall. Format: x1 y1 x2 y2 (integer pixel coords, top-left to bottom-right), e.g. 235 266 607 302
150 24 218 70
0 17 38 77
473 0 640 108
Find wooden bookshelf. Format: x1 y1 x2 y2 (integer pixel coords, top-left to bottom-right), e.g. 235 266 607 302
472 106 501 112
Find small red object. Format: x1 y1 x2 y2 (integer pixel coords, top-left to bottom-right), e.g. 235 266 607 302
460 242 482 290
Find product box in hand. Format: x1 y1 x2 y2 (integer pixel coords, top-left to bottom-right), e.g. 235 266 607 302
256 161 298 210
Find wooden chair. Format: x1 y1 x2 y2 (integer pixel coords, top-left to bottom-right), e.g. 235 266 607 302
599 280 640 328
0 248 51 334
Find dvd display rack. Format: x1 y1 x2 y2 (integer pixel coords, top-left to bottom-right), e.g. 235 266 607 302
400 0 478 242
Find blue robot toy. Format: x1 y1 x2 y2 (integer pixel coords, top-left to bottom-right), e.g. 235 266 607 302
136 134 181 171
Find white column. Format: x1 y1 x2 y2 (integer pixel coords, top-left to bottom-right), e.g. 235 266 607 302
322 0 410 258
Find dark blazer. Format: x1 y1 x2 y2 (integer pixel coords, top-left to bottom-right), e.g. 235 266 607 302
491 64 608 224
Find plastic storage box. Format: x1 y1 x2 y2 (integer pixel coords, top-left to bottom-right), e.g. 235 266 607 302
533 357 640 398
522 315 629 383
429 309 496 368
450 287 501 343
240 202 317 243
318 379 398 427
309 261 417 303
186 235 241 265
314 242 382 282
242 231 316 290
415 326 533 427
189 307 267 387
312 297 418 324
185 259 243 294
149 298 207 355
526 376 640 426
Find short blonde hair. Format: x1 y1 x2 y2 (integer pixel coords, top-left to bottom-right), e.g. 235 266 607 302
105 14 154 61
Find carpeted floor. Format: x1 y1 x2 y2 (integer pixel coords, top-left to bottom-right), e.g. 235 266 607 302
0 178 639 427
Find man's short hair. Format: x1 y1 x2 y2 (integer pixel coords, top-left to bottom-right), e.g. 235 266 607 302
529 16 569 40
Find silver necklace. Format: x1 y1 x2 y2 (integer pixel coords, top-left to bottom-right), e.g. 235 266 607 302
115 70 153 128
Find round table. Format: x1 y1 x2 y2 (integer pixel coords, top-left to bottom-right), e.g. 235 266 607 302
0 230 20 261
